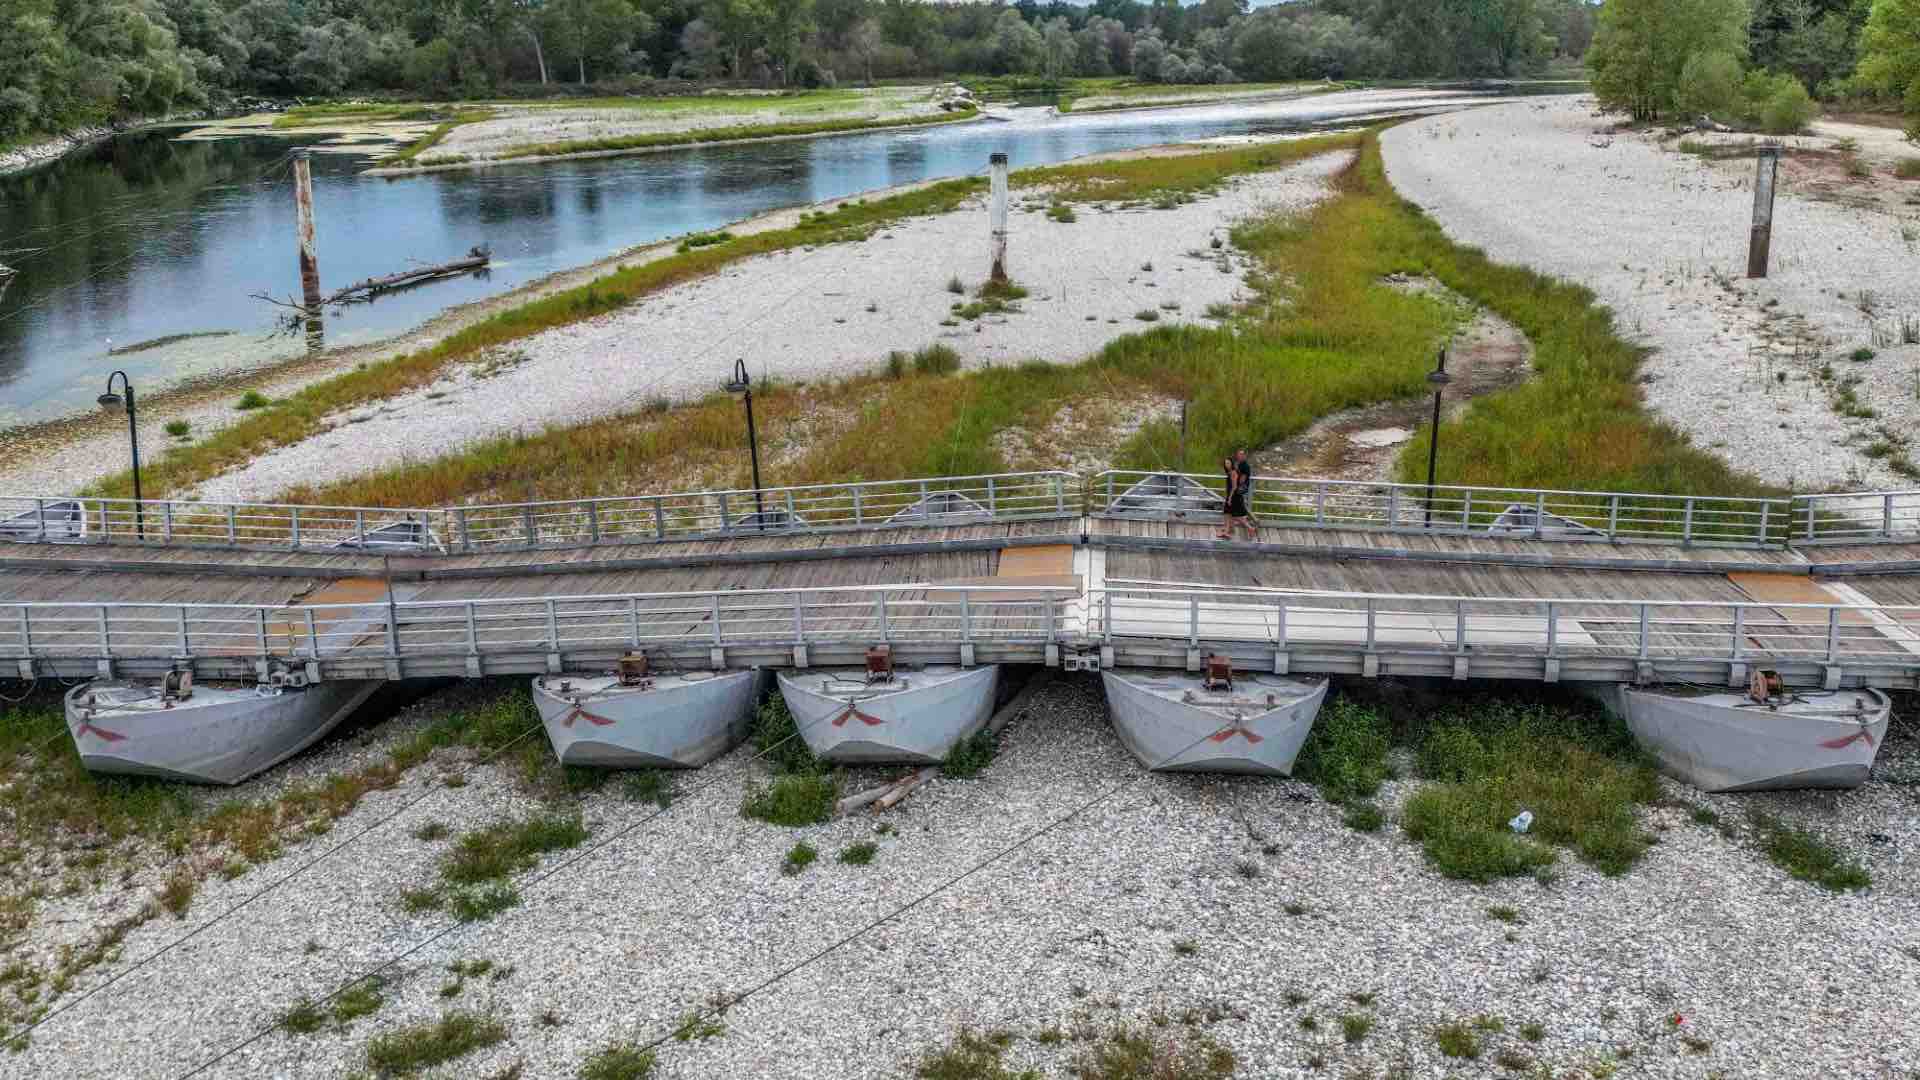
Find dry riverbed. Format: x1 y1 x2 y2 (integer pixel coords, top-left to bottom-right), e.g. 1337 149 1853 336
183 150 1350 505
0 679 1914 1078
1383 96 1920 492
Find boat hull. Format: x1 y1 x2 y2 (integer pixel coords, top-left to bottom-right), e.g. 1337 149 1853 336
531 670 761 768
66 679 381 785
1101 671 1328 776
778 666 999 764
1619 686 1891 793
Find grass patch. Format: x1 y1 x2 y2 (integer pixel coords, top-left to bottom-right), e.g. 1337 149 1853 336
1748 810 1871 891
915 1028 1033 1080
1434 1021 1479 1059
234 390 271 411
913 344 962 376
1046 203 1077 223
750 693 819 777
838 841 878 866
1294 697 1391 807
743 774 837 826
621 769 673 808
579 1043 657 1079
676 231 734 253
163 419 191 438
1342 802 1385 832
1341 1013 1373 1043
446 883 520 922
364 1010 506 1075
1400 698 1660 882
1069 1025 1235 1079
158 868 195 918
781 841 819 875
1486 905 1521 924
1896 158 1920 180
943 727 997 778
442 813 590 886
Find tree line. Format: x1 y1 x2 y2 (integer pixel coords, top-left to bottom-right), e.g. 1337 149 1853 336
3 0 1918 145
2 0 1597 141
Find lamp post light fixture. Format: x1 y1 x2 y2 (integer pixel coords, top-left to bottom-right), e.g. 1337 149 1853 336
724 359 766 530
1423 348 1451 529
98 370 146 540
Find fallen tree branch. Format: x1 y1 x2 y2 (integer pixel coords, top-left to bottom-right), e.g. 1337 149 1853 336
249 246 490 317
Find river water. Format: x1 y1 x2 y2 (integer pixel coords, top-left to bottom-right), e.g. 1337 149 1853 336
0 88 1499 427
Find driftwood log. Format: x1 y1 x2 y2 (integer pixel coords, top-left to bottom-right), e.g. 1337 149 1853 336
251 246 490 316
831 670 1054 817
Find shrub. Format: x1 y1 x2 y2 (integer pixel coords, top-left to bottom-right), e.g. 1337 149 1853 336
580 1043 656 1080
1675 51 1743 121
942 728 996 778
1749 72 1816 133
838 840 878 866
1897 158 1920 180
782 841 818 875
751 694 819 776
163 419 191 438
235 390 271 411
1748 810 1871 891
912 344 962 376
364 1011 507 1075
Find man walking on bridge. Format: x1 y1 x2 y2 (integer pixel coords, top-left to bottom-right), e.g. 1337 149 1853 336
1218 449 1257 541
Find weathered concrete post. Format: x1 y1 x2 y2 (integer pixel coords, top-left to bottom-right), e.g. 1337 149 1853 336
1747 145 1782 279
988 152 1009 284
292 150 322 309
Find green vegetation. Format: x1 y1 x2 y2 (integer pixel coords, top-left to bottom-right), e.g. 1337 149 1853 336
838 840 879 865
234 390 271 411
580 1042 656 1079
364 1011 506 1076
1897 158 1920 179
1341 1013 1373 1043
915 1028 1034 1080
280 978 389 1034
1401 698 1660 882
1859 0 1920 138
943 727 998 778
1294 697 1392 807
742 694 838 825
622 770 674 808
677 231 734 253
782 841 819 874
404 812 589 920
1434 1020 1480 1059
1748 810 1872 891
1068 1025 1236 1079
163 420 191 438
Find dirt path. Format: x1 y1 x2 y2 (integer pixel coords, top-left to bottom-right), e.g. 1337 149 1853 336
1257 275 1534 483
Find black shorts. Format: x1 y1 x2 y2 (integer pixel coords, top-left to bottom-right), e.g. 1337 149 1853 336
1227 492 1250 517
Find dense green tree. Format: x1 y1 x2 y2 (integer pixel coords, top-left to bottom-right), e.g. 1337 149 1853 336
1588 0 1752 120
1858 0 1920 131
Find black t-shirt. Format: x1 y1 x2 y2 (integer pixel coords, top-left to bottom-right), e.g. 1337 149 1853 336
1234 460 1251 492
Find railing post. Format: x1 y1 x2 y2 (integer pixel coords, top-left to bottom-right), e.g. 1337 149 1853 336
289 505 301 549
18 607 32 654
1885 494 1896 540
1826 607 1840 664
386 596 401 658
1804 498 1817 543
545 599 560 649
960 591 972 642
1044 593 1057 642
163 501 174 543
305 608 319 657
1545 601 1557 655
785 490 798 529
522 505 538 549
1533 492 1547 540
1460 490 1473 532
718 493 731 533
1386 487 1399 528
875 592 889 641
30 498 46 543
793 592 806 642
1054 475 1065 515
1364 598 1376 651
1276 598 1288 648
986 477 997 518
353 508 366 547
587 500 601 544
1637 605 1650 660
1757 500 1770 548
1314 484 1327 526
98 605 110 657
629 598 641 647
454 507 472 552
852 488 864 525
711 594 725 646
653 497 667 540
227 505 238 545
1681 498 1695 549
1102 590 1114 643
1730 605 1744 660
1105 472 1115 507
466 602 480 655
1455 600 1467 654
1607 494 1620 540
177 607 190 656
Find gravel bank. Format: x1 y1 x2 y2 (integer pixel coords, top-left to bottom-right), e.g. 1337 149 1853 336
186 151 1352 504
5 677 1915 1079
1383 96 1920 492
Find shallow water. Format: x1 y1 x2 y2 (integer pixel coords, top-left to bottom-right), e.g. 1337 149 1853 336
0 88 1501 427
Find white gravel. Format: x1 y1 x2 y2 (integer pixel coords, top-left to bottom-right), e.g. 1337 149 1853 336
1383 96 1920 492
5 677 1916 1079
187 152 1352 504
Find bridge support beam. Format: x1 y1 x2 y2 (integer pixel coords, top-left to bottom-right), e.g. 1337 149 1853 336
1635 661 1654 685
1727 662 1747 689
1452 656 1468 681
305 661 323 684
1362 654 1379 679
1272 650 1289 675
959 643 975 668
1046 644 1060 668
1823 665 1841 691
96 659 113 679
1185 649 1201 673
1100 645 1115 670
15 659 33 680
1543 658 1561 684
466 655 484 679
710 647 726 669
793 644 809 668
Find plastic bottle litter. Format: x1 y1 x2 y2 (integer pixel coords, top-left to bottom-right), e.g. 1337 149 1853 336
1509 810 1534 834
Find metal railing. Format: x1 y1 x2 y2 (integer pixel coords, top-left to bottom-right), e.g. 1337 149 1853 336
0 583 1076 665
1088 581 1920 668
1792 489 1920 545
0 472 1075 555
1090 471 1794 549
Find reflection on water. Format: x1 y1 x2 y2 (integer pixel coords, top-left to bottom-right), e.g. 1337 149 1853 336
0 90 1502 426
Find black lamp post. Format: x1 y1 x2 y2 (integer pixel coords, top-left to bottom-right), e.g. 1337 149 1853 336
1423 348 1451 529
97 371 145 540
724 359 765 530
